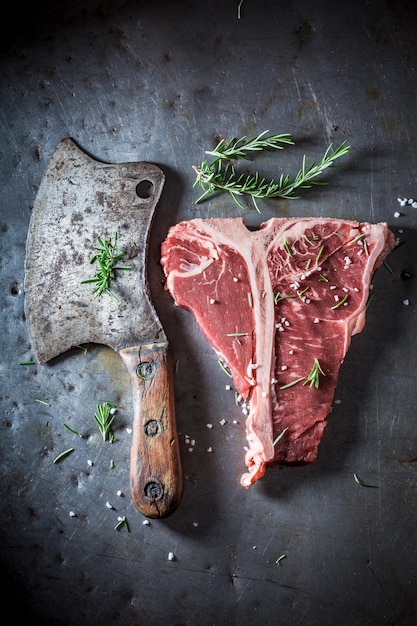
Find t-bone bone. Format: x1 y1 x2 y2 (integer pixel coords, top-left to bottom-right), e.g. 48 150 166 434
161 217 395 487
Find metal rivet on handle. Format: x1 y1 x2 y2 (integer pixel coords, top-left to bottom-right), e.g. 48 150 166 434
136 360 156 380
144 419 162 437
144 481 163 500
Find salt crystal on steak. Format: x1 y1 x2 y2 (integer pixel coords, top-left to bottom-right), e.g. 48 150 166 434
161 217 395 487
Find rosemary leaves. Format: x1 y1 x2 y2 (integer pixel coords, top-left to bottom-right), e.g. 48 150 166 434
93 401 117 442
193 131 350 211
81 232 131 302
353 473 378 488
280 358 326 390
303 358 326 389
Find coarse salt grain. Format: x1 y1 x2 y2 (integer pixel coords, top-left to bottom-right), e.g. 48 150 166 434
403 299 410 306
192 522 199 527
143 519 150 526
207 447 213 453
206 423 213 429
209 298 216 304
106 502 114 509
232 277 239 282
394 211 401 218
87 459 93 467
313 318 320 324
117 490 123 497
69 511 76 517
168 552 175 561
225 384 231 390
219 419 226 425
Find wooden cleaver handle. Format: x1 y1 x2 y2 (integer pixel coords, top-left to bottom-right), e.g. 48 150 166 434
119 342 183 519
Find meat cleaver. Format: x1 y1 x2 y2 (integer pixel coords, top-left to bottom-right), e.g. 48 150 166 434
24 138 183 518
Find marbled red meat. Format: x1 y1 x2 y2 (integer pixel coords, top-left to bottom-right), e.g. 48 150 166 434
161 217 395 487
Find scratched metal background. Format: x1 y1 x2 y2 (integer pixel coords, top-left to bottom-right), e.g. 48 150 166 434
1 1 416 624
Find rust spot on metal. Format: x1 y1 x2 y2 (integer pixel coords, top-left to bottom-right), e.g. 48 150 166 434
70 212 84 224
96 190 105 206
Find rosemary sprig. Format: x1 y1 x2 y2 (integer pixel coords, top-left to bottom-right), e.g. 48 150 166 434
218 359 232 378
331 293 349 310
93 401 117 442
81 232 131 302
284 239 293 257
274 292 296 304
303 358 326 388
353 473 378 488
205 130 294 162
280 377 304 390
193 137 350 211
64 423 83 437
237 0 244 19
315 244 325 265
53 448 75 464
114 516 130 532
273 427 289 446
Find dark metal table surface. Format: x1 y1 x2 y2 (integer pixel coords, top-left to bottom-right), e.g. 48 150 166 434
1 1 416 624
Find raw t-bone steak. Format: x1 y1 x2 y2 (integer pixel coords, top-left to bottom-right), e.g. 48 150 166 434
161 217 395 487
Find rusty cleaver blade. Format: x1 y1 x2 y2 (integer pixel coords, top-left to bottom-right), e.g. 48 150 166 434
24 138 183 518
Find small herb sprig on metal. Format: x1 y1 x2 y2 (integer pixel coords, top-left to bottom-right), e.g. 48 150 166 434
93 401 117 442
193 132 350 211
204 130 294 162
353 473 378 488
114 516 130 533
81 232 131 302
53 448 75 464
